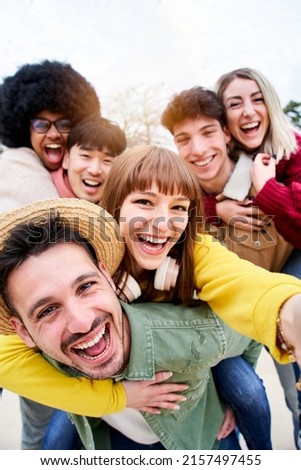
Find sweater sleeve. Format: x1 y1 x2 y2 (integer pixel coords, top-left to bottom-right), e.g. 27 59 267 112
193 234 301 362
0 334 127 416
203 194 220 226
0 147 59 212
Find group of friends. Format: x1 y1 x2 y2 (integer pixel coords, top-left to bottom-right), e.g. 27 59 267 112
0 60 301 451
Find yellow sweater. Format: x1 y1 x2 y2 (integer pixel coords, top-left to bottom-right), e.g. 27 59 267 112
1 234 301 416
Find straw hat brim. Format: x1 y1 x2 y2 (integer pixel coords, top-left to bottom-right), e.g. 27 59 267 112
0 198 125 335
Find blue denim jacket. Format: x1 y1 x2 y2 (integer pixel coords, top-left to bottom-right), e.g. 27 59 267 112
48 301 260 450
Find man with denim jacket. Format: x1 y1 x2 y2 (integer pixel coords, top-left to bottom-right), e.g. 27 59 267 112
1 199 301 450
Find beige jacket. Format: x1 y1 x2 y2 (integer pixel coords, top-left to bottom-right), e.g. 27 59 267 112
209 153 293 272
0 147 59 212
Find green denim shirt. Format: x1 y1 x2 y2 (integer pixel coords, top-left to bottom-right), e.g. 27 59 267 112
46 301 261 450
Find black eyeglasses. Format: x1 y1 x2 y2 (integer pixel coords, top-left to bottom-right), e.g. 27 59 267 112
30 118 72 134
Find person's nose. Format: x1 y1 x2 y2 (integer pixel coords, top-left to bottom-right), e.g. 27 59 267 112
88 159 103 175
152 207 173 235
65 302 96 334
190 137 208 157
46 123 62 139
242 100 256 117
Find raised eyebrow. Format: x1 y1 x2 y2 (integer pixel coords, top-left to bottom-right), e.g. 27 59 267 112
174 124 217 138
226 90 262 102
174 131 190 139
28 296 54 319
28 272 101 318
225 94 242 102
251 91 263 98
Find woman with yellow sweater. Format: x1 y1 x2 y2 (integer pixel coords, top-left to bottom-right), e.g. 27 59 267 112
1 146 301 449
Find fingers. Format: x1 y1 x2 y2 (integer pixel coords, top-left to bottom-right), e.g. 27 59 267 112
217 407 236 440
230 217 265 232
123 372 189 411
139 394 187 414
146 371 173 384
148 382 189 393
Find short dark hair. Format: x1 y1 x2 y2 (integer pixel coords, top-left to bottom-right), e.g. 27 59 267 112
67 115 127 156
161 86 226 134
0 60 101 148
0 214 97 315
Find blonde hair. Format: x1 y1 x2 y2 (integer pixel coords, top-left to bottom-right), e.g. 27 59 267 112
216 68 297 162
101 145 205 304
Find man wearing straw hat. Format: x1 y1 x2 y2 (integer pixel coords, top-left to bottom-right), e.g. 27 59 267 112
0 198 301 450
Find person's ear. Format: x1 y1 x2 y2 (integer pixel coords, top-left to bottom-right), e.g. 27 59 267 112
97 261 116 291
9 317 36 348
223 126 231 144
62 152 70 170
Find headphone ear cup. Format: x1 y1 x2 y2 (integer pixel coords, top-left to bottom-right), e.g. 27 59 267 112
116 273 142 303
154 257 179 291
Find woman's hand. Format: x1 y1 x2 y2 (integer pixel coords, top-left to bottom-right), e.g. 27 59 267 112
123 371 188 414
216 199 265 232
216 406 236 440
251 153 276 193
278 294 301 368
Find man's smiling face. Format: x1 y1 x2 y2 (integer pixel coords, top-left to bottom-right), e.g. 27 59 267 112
8 242 127 379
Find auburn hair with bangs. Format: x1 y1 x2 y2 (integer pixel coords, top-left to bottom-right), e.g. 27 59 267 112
100 145 205 305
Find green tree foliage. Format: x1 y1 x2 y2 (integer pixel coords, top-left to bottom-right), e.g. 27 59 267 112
283 100 301 129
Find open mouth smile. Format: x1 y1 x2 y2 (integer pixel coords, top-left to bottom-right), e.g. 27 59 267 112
240 121 260 134
72 324 110 360
137 234 169 252
82 179 102 189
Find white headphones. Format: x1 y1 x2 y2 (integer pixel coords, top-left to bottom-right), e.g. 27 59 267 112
116 272 142 303
116 257 180 302
154 256 179 291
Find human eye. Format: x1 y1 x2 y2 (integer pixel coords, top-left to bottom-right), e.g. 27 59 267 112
175 136 189 146
173 203 189 212
37 305 57 319
228 100 241 109
80 152 91 160
103 156 115 165
78 281 96 294
203 128 216 137
253 95 264 104
134 198 152 206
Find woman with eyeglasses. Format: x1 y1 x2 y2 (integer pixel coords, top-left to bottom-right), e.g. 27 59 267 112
0 59 101 448
0 59 101 211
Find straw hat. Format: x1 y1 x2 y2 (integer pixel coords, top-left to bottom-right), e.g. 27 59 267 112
0 198 125 334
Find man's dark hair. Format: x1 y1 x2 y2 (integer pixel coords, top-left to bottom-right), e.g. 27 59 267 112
67 114 127 156
161 86 226 134
0 215 97 315
0 60 101 148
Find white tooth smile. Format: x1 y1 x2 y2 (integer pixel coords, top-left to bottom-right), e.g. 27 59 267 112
74 326 105 350
194 156 214 167
46 144 61 149
83 179 101 187
139 234 167 244
241 122 259 130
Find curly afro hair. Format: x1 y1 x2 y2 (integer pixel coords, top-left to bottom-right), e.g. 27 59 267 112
0 60 101 148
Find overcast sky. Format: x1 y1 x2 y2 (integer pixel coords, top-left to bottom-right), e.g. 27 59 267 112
1 0 301 113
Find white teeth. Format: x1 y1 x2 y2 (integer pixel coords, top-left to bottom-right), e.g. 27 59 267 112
74 326 105 350
139 234 167 244
46 144 61 149
241 122 259 130
84 179 101 187
194 156 213 167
